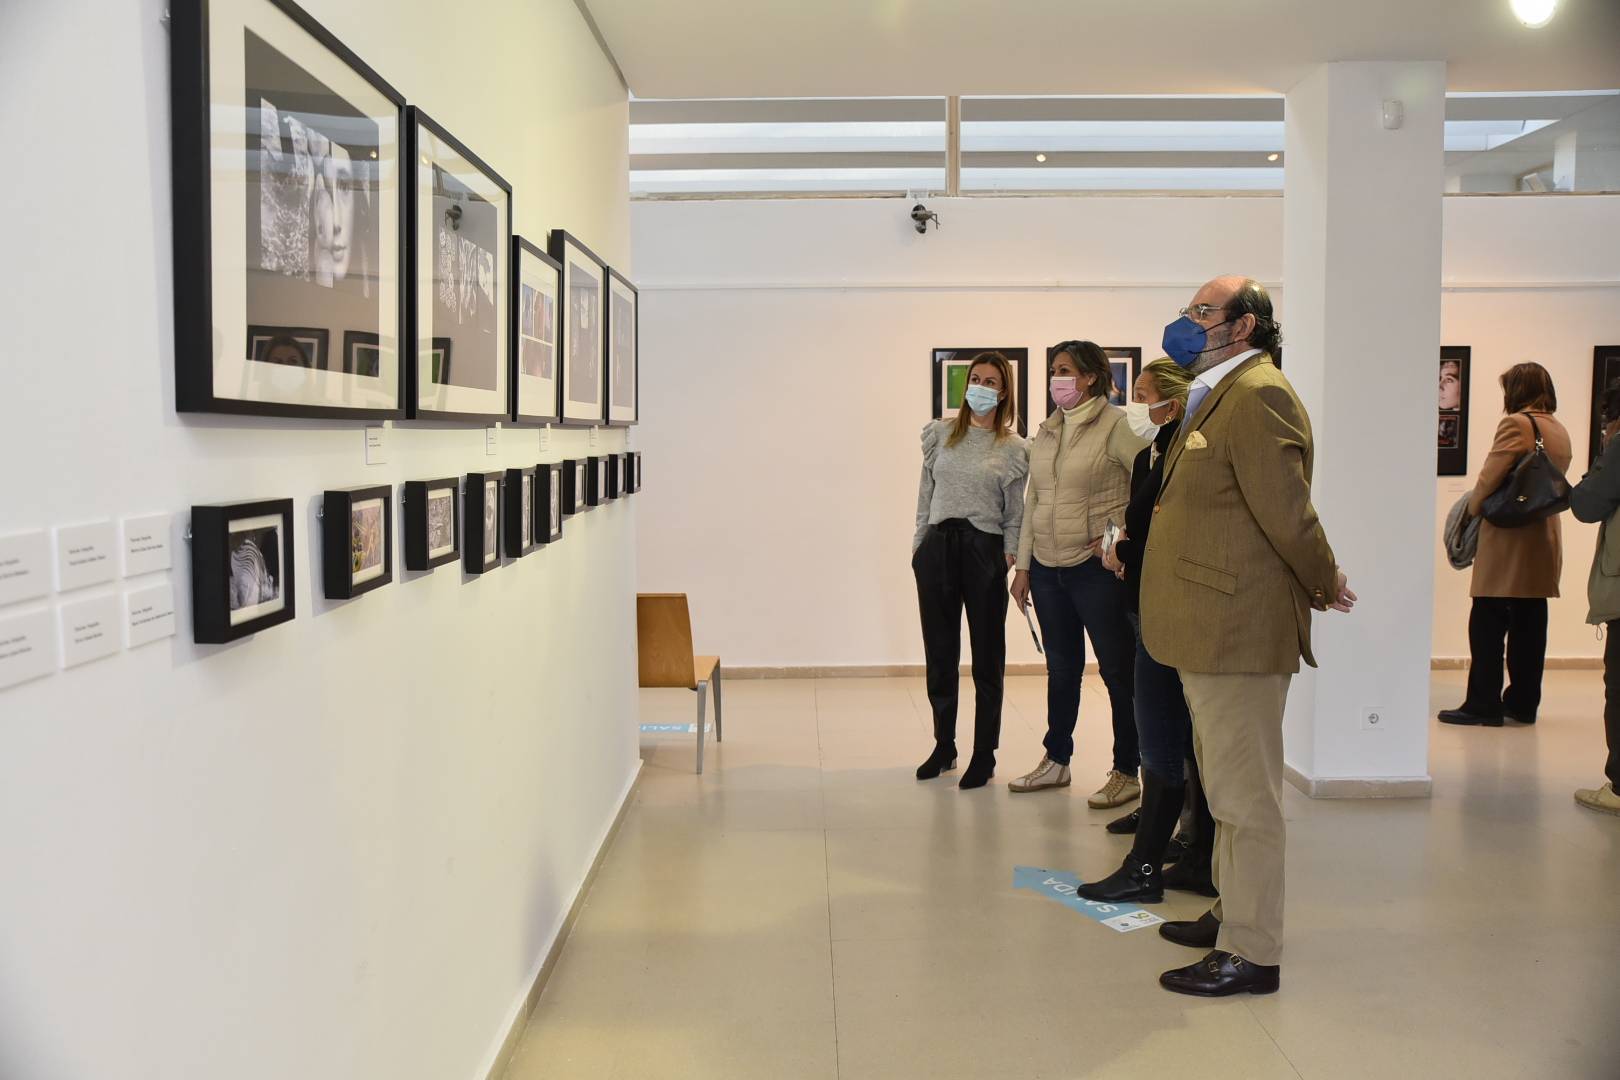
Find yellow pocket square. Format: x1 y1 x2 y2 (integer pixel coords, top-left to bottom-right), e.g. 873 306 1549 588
1185 431 1209 450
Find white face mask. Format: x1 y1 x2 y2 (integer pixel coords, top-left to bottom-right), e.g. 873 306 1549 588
1123 400 1173 440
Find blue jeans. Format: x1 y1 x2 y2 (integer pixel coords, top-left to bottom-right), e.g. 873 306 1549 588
1126 613 1193 782
1029 557 1138 770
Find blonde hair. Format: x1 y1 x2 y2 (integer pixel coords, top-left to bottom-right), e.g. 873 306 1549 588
946 351 1017 447
1142 357 1193 407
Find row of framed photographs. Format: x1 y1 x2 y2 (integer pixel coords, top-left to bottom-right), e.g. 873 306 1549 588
1436 346 1620 476
930 346 1144 437
169 0 637 427
192 452 643 644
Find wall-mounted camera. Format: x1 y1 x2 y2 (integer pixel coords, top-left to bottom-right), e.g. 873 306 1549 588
910 202 940 234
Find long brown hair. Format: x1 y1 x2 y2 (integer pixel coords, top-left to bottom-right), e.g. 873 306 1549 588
947 351 1017 447
1501 361 1557 414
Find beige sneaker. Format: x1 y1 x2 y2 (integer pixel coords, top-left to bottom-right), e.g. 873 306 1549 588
1088 770 1142 809
1575 781 1620 817
1009 755 1071 793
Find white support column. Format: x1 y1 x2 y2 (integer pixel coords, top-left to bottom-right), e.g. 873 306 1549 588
1281 62 1445 797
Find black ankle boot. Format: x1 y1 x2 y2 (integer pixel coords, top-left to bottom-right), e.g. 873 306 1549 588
1105 808 1140 835
1077 769 1184 903
1076 855 1163 903
916 743 957 780
959 750 995 789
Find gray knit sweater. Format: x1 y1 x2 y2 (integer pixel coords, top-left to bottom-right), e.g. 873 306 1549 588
913 420 1030 556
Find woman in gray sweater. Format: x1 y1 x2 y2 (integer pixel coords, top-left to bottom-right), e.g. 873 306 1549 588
913 351 1030 789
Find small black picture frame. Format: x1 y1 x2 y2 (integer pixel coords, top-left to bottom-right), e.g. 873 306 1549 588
585 457 606 507
464 471 504 574
603 454 622 501
932 348 1030 437
625 451 642 495
504 466 540 558
321 485 392 600
552 230 609 428
402 477 460 571
191 498 297 644
538 464 564 543
605 267 639 427
1438 346 1470 477
563 458 590 515
1590 345 1620 470
1044 345 1141 414
511 235 562 424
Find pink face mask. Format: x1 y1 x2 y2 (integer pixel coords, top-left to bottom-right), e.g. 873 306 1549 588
1050 376 1083 410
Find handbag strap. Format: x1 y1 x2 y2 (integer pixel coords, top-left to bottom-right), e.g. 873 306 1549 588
1523 412 1545 451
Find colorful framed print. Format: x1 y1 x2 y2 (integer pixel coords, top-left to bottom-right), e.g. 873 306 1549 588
407 107 512 421
932 348 1030 437
402 477 459 571
321 484 391 599
1591 345 1620 470
1438 346 1470 477
504 466 539 559
170 0 405 420
550 230 607 427
511 236 561 424
606 268 638 427
190 498 296 643
463 471 503 574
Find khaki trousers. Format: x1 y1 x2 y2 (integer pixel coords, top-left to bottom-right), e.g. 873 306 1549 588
1180 670 1292 967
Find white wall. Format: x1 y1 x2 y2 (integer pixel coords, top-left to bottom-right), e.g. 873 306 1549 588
0 3 632 1080
633 194 1620 668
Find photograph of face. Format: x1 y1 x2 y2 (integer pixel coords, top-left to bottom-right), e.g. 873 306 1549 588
227 514 284 626
610 283 635 411
426 488 455 559
245 30 380 369
568 260 602 407
549 474 562 538
482 480 499 564
248 327 326 368
431 165 499 391
1438 359 1462 412
521 474 534 547
520 282 556 379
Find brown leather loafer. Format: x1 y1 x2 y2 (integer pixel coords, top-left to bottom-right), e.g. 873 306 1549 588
1160 950 1280 997
1158 909 1220 949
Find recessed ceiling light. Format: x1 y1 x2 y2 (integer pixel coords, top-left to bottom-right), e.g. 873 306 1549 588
1035 153 1047 163
1510 0 1557 28
1267 153 1279 162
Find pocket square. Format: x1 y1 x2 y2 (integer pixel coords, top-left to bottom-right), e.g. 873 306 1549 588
1185 431 1208 450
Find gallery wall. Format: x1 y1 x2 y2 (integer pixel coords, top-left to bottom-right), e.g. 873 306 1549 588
0 2 633 1080
632 194 1620 668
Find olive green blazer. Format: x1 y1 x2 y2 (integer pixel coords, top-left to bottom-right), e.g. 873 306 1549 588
1140 354 1339 674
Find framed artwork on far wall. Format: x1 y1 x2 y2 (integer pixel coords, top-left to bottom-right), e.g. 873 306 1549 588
504 466 539 559
931 348 1030 436
402 477 460 571
463 471 503 574
551 230 608 427
1437 346 1470 477
321 485 391 599
1044 345 1141 413
1590 345 1620 469
511 235 561 424
407 107 512 422
169 0 405 420
190 498 296 644
625 451 642 495
606 268 639 426
538 464 563 543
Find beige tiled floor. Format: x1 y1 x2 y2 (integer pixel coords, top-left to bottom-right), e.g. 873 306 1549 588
503 671 1620 1080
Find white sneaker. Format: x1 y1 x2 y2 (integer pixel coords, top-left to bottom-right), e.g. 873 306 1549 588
1575 781 1620 817
1088 770 1142 809
1009 755 1071 793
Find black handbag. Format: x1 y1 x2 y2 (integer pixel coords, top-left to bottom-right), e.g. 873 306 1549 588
1480 413 1571 528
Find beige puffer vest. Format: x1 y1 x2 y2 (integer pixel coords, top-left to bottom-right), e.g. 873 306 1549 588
1022 402 1133 568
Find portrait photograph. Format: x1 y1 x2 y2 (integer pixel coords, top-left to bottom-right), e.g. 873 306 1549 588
1438 346 1470 476
248 325 330 369
191 499 298 643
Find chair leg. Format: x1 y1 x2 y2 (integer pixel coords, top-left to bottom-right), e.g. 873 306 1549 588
694 680 709 775
713 664 724 743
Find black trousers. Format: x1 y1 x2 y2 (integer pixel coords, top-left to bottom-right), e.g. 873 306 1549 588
913 520 1008 751
1463 597 1549 720
1606 621 1620 788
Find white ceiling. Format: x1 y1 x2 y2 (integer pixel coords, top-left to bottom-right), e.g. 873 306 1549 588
584 0 1620 99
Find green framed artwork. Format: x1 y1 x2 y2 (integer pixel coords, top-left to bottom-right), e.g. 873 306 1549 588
931 347 1029 436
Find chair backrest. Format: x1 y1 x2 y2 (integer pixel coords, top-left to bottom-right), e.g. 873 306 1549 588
637 593 697 689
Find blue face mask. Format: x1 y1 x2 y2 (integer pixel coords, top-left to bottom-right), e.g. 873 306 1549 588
1162 315 1231 369
964 384 1000 416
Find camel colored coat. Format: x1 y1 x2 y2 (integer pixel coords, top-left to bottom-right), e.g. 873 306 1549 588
1467 411 1572 599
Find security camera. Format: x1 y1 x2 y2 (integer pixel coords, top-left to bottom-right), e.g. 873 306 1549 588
911 202 940 234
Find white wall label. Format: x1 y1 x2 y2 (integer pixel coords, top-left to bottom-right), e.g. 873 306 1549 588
124 582 177 649
0 530 51 607
59 593 120 669
54 520 117 592
485 426 499 455
120 512 173 577
365 426 389 465
588 427 599 447
0 607 55 690
539 426 550 451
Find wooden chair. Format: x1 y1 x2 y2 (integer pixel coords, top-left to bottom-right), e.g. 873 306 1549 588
636 593 723 774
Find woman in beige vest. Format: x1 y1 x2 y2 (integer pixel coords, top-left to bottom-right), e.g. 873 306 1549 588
1008 341 1150 805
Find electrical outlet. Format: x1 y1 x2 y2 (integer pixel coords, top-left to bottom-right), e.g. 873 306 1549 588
1361 706 1387 732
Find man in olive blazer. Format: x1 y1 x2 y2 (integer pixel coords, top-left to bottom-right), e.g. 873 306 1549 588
1140 276 1354 997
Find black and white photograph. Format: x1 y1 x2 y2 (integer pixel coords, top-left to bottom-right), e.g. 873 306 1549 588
171 0 403 418
1438 346 1470 476
573 460 591 514
512 236 562 423
483 481 499 563
427 489 455 558
409 108 512 421
932 348 1030 437
504 467 539 558
321 485 392 599
230 516 285 625
551 231 607 427
1591 345 1620 469
606 268 638 426
402 478 459 571
546 465 563 540
462 471 503 574
190 499 297 643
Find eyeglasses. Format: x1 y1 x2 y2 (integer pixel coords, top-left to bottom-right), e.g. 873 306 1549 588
1179 304 1227 321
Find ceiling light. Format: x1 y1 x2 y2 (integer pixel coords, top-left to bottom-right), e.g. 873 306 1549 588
1035 153 1047 163
1510 0 1557 28
1267 153 1279 162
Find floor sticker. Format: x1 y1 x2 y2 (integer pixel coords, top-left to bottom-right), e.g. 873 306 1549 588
639 723 714 734
1012 866 1167 933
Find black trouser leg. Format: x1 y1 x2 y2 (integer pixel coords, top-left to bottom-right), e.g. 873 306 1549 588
913 529 963 747
1463 597 1510 718
1128 769 1187 867
959 531 1009 752
1605 621 1620 788
1502 598 1549 720
1184 751 1214 851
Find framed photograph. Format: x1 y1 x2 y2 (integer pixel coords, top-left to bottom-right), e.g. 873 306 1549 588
563 458 590 515
504 466 539 558
606 269 639 427
551 230 608 427
402 477 459 571
321 485 391 599
341 330 381 376
170 0 404 420
407 107 511 421
1042 345 1140 413
463 471 503 574
586 457 606 507
625 451 642 495
1590 346 1620 469
539 464 564 543
931 348 1030 436
1438 346 1470 477
603 454 622 501
191 499 296 643
511 236 561 424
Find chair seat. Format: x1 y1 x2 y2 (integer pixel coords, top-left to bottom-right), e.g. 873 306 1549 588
695 655 719 684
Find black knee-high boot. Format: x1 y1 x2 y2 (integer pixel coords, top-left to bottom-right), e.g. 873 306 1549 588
1162 754 1217 896
1077 770 1185 903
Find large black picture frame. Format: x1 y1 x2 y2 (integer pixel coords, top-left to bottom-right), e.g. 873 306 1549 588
169 0 407 421
605 267 639 427
1590 345 1620 470
931 348 1030 437
551 230 609 428
1438 346 1470 477
191 498 297 644
463 470 504 574
321 484 392 600
510 235 562 424
402 477 460 571
406 107 513 422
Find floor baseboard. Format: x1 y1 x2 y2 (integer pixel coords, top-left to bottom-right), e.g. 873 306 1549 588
724 658 1602 679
